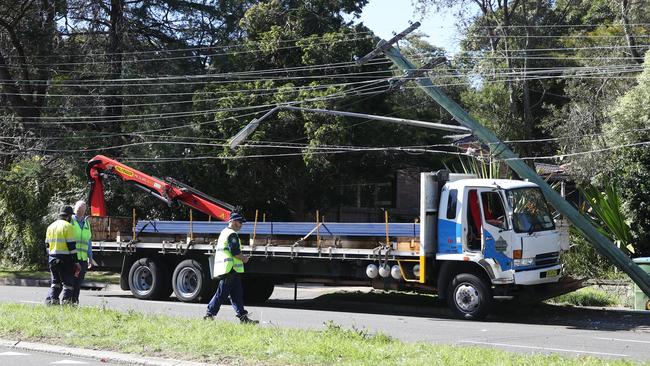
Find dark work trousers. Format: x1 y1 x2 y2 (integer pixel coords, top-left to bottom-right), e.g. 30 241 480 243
46 255 74 305
72 260 88 304
206 271 246 318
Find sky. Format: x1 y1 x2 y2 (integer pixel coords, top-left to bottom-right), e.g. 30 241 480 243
357 0 463 54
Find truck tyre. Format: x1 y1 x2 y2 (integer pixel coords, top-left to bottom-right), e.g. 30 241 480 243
243 277 275 304
446 273 492 320
172 259 210 303
128 258 172 300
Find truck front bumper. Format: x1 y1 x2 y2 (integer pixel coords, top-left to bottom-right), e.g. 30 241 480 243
514 264 562 285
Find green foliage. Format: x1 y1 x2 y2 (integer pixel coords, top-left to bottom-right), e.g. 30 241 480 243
2 0 649 278
0 157 81 268
460 83 523 141
562 233 621 279
450 156 509 179
185 3 452 220
577 181 634 254
550 287 619 307
600 53 650 256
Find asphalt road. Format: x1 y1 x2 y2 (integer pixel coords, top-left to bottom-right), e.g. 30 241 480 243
1 284 649 362
0 345 121 365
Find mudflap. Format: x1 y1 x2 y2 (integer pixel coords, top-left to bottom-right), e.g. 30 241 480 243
120 255 133 291
514 277 587 304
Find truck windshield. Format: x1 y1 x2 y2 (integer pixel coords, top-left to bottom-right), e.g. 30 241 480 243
506 187 555 233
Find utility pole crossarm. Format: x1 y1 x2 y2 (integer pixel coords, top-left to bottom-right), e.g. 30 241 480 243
228 105 470 148
281 106 470 133
360 26 650 297
355 22 421 66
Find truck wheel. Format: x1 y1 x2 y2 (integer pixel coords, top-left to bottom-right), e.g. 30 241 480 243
446 273 492 320
243 277 275 304
128 258 172 300
172 259 210 303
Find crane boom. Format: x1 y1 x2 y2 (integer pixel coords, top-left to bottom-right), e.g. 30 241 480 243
86 155 234 221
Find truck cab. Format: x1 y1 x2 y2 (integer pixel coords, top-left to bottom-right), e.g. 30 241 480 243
423 172 567 319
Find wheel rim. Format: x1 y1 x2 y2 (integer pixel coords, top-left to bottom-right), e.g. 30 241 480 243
454 282 480 313
132 266 153 295
176 267 200 298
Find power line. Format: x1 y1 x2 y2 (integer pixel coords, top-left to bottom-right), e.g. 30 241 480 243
0 62 642 101
3 41 648 76
1 79 390 110
5 35 376 68
0 58 391 84
463 34 650 39
1 89 440 144
7 31 377 59
0 139 458 154
462 23 650 29
2 43 646 86
0 66 643 119
498 128 650 145
0 77 388 98
501 141 650 161
0 80 391 124
67 146 466 163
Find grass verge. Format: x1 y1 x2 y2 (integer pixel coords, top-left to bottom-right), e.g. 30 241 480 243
0 303 644 366
549 287 620 307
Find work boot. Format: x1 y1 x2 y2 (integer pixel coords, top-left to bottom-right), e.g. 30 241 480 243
239 315 258 324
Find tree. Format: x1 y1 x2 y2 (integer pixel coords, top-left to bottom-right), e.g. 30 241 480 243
542 0 648 182
602 52 650 256
0 0 62 123
414 0 570 154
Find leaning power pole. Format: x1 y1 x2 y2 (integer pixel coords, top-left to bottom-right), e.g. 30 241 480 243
357 22 650 297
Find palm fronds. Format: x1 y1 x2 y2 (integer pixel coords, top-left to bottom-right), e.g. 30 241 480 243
577 180 634 255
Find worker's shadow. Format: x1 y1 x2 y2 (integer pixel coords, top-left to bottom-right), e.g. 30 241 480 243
260 291 650 331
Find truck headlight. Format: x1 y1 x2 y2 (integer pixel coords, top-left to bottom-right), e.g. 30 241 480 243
514 258 534 266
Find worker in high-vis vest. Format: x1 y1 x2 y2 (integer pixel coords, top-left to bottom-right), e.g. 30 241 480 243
71 200 93 304
45 205 81 305
205 212 257 323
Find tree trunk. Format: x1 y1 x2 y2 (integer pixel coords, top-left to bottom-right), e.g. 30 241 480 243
105 0 124 131
521 0 533 143
34 0 56 109
0 50 39 122
501 2 518 124
621 0 643 64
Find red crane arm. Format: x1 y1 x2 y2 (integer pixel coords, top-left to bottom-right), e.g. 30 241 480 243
86 155 234 221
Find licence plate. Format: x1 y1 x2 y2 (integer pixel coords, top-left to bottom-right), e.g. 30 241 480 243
543 269 559 278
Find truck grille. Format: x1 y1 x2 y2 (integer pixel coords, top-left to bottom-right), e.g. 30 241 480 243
535 252 559 267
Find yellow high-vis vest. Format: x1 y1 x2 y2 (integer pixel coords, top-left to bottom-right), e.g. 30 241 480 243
213 227 244 277
71 217 92 261
46 219 76 255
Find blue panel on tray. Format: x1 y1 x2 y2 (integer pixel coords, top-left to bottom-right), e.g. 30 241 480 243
136 221 420 237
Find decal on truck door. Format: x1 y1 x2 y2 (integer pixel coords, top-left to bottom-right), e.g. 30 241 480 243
483 230 512 270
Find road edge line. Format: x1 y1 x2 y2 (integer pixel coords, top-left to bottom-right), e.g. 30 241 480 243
0 338 226 366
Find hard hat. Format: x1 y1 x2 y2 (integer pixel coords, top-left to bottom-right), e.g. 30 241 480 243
58 205 74 217
229 212 246 223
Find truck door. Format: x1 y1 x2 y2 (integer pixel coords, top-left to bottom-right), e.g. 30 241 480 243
476 189 513 271
506 187 561 270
